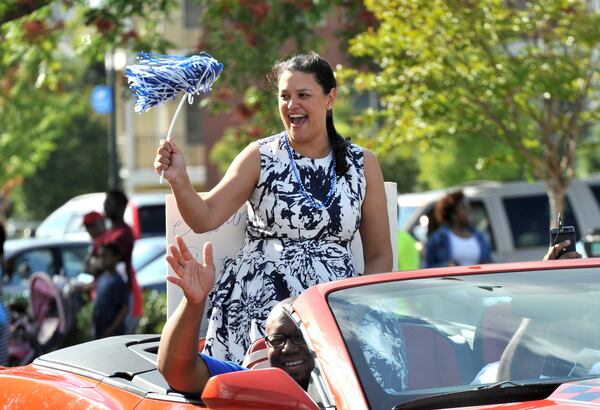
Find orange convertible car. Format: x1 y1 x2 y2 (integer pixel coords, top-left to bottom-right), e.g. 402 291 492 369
2 259 600 409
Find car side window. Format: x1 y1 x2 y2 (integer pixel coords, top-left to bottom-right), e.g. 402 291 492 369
62 246 89 278
589 185 600 211
9 249 54 286
469 200 495 251
137 205 166 237
503 195 579 248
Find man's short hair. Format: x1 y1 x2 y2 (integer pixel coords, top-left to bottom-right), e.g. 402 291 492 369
106 190 129 210
266 296 298 325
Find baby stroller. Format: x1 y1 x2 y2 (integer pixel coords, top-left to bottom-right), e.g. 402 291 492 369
29 272 74 355
8 272 75 365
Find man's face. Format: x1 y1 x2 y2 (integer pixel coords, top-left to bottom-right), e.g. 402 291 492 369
265 313 314 390
98 247 118 271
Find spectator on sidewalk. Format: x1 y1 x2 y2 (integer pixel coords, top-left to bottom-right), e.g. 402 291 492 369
90 191 143 334
92 243 129 339
425 190 492 268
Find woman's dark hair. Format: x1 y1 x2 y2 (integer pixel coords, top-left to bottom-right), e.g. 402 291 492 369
434 190 465 225
268 52 350 176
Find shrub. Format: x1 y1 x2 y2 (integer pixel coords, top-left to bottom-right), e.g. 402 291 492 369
138 290 167 334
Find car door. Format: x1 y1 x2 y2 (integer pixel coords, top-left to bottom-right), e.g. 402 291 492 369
59 244 91 279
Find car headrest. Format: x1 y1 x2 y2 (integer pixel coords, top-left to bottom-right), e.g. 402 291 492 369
242 338 269 369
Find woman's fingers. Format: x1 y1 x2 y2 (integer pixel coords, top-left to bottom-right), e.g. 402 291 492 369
544 239 572 260
166 274 184 289
176 236 195 262
203 242 214 268
559 251 582 260
165 255 183 278
154 140 173 172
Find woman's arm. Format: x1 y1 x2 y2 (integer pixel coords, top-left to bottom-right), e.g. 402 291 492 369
155 140 260 233
359 150 393 274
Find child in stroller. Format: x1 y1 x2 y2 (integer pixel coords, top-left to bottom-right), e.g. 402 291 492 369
8 272 75 365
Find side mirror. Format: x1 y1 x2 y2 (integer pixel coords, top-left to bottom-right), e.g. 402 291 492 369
201 367 319 410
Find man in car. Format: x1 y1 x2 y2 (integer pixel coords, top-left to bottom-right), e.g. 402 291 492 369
157 236 314 395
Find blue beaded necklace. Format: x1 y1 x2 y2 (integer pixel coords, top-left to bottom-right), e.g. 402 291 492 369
282 133 337 210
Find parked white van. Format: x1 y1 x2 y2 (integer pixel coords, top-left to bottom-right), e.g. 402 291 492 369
398 175 600 264
35 192 167 240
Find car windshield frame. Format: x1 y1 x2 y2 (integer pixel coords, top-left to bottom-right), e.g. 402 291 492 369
327 267 600 409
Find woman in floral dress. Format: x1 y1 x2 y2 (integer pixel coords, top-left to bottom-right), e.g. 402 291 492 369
154 52 392 363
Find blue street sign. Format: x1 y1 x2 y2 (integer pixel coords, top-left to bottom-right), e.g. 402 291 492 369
91 85 113 115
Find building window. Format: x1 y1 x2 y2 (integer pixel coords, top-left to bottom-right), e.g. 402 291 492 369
183 0 201 29
185 99 203 145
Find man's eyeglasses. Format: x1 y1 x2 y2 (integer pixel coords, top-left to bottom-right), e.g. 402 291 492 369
264 333 306 349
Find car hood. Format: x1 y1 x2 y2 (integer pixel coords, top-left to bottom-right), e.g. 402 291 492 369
454 378 600 409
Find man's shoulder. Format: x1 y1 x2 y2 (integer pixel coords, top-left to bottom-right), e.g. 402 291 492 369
100 271 127 289
99 224 134 244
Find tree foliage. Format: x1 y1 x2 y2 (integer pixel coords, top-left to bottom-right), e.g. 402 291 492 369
203 1 378 173
345 0 600 223
14 107 110 220
0 0 177 218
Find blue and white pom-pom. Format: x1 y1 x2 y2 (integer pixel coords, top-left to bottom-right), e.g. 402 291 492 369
125 52 223 183
125 51 224 113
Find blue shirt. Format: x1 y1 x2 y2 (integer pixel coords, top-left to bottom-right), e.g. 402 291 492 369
92 271 128 338
199 353 247 376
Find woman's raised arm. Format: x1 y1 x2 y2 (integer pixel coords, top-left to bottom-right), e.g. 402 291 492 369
155 139 260 233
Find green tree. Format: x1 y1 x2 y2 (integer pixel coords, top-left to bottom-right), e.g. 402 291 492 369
345 0 600 225
202 1 377 172
14 106 109 220
0 0 176 207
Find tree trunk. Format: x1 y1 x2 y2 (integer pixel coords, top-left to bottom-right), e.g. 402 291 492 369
546 178 567 229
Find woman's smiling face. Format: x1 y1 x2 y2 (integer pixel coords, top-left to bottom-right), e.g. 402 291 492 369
278 70 335 149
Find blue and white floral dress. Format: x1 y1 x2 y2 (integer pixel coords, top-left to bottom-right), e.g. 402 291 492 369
203 131 366 363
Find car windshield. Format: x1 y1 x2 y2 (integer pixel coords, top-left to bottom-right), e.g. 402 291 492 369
328 267 600 409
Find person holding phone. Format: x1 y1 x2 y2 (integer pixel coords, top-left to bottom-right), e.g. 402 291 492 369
543 239 582 260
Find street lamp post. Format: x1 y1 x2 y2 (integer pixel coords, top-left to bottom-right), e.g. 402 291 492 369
104 49 127 190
